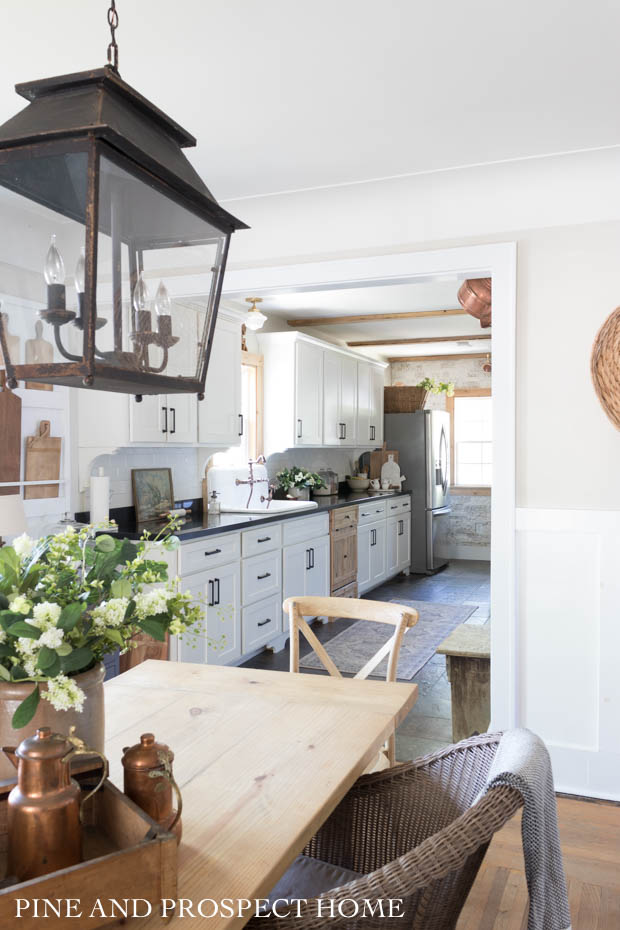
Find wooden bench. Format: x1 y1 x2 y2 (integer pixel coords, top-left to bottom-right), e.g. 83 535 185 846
436 624 490 742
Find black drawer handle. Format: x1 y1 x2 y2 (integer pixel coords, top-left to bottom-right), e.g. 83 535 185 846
257 618 271 627
257 572 271 580
390 505 397 509
257 536 271 543
361 512 371 516
205 548 222 556
376 508 382 513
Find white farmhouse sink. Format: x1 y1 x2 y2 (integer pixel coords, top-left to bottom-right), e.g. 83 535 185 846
220 499 318 515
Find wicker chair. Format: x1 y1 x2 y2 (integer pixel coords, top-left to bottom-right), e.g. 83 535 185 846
249 733 522 930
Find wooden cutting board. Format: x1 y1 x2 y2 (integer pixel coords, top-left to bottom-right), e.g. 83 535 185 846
0 373 21 496
369 448 399 479
24 420 62 500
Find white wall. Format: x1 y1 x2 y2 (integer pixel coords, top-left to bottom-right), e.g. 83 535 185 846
221 147 620 799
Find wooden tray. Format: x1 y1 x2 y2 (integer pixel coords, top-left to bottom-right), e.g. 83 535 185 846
24 420 61 500
0 374 21 496
0 772 177 928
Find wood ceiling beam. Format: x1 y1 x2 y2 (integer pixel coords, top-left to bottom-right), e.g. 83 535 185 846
347 333 491 348
388 352 491 363
286 309 467 327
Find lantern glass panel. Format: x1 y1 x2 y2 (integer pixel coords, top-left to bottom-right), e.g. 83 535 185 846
0 148 88 368
95 153 227 382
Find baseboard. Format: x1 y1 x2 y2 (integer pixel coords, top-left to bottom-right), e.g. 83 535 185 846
435 544 491 561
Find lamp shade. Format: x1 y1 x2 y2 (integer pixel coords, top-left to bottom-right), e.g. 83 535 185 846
0 494 27 539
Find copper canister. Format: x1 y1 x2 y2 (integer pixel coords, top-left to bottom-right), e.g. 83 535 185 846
121 733 182 842
3 728 82 880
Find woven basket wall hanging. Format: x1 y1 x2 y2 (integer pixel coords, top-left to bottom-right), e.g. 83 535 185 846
591 306 620 429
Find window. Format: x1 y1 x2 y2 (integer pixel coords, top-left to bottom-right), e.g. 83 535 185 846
213 352 263 466
446 390 492 491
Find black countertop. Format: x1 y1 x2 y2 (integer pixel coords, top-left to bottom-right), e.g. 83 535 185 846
99 490 412 542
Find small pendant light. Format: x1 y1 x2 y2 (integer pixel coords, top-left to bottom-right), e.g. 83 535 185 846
244 297 267 332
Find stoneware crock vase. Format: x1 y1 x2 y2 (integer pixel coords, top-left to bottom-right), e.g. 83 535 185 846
0 663 105 780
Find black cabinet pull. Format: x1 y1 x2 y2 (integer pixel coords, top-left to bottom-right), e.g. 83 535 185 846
371 528 376 546
361 511 371 516
370 425 375 441
306 548 311 570
310 547 315 569
170 407 176 434
297 418 303 439
257 572 271 580
390 504 397 509
257 536 271 543
238 413 244 436
162 405 168 433
398 520 404 536
338 422 345 439
215 578 220 604
208 579 214 607
205 548 222 556
375 508 382 513
257 618 271 627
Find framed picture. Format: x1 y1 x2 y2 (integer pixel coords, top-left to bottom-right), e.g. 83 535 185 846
131 468 174 523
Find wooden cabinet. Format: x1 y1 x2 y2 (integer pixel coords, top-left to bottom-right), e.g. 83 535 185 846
330 506 358 594
129 392 197 444
323 351 358 446
295 340 323 445
179 562 241 665
198 316 242 447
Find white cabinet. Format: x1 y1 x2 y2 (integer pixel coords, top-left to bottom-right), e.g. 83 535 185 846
129 392 196 444
199 316 242 447
179 561 241 665
283 535 330 602
323 351 358 446
358 520 386 595
370 365 385 445
295 340 323 445
387 513 410 575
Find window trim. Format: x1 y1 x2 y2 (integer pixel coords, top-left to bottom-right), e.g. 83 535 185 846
445 387 492 495
241 350 264 459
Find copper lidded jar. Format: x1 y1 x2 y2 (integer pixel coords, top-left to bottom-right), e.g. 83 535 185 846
3 728 82 881
121 733 182 843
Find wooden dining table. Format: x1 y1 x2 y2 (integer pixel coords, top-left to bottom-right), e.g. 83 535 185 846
104 660 418 929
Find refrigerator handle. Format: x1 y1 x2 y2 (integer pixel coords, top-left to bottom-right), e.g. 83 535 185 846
439 425 449 495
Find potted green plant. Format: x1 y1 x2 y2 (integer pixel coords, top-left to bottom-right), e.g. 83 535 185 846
417 377 455 397
276 468 326 500
0 520 205 774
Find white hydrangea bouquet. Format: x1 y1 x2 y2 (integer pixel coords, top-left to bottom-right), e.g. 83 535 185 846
0 521 204 729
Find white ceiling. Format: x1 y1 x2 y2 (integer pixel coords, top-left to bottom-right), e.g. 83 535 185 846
2 1 619 201
226 279 492 361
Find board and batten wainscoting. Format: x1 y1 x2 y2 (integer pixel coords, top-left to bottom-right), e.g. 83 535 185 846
515 507 620 801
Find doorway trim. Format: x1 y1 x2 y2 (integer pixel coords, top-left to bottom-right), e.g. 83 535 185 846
223 242 518 729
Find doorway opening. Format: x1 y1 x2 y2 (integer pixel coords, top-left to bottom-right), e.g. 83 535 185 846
222 242 516 745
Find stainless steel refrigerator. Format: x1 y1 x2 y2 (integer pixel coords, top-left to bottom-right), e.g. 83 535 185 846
385 409 451 574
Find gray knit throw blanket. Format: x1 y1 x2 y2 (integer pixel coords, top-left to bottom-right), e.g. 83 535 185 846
483 729 572 930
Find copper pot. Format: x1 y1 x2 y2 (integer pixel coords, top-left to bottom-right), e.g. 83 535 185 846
0 664 105 780
458 278 492 327
2 727 107 881
122 733 182 843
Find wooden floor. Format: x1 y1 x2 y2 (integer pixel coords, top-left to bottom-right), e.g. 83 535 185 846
457 797 620 929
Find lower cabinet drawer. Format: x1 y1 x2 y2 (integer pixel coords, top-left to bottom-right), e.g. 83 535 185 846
242 550 282 605
180 533 241 576
282 513 329 546
242 595 282 652
242 523 282 558
358 500 387 524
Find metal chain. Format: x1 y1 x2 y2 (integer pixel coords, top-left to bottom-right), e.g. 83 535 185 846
107 0 119 72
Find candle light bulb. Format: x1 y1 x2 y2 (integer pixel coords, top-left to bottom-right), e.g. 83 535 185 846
154 280 171 317
132 271 150 314
44 234 65 285
74 247 85 294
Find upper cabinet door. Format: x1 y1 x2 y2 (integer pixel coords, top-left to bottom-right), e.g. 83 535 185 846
357 362 372 446
340 355 358 446
323 350 342 446
199 318 242 446
130 393 167 443
370 365 385 445
167 394 197 444
295 341 323 446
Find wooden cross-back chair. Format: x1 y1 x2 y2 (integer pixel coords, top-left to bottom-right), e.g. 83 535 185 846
283 596 419 768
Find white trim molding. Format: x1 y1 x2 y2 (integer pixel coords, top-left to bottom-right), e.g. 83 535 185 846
224 242 518 732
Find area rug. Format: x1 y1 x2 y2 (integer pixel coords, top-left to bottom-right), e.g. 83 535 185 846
299 600 476 680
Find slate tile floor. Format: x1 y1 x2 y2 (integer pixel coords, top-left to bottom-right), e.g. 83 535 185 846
242 559 491 762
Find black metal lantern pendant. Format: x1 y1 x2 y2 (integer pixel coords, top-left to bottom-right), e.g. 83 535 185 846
0 3 246 397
